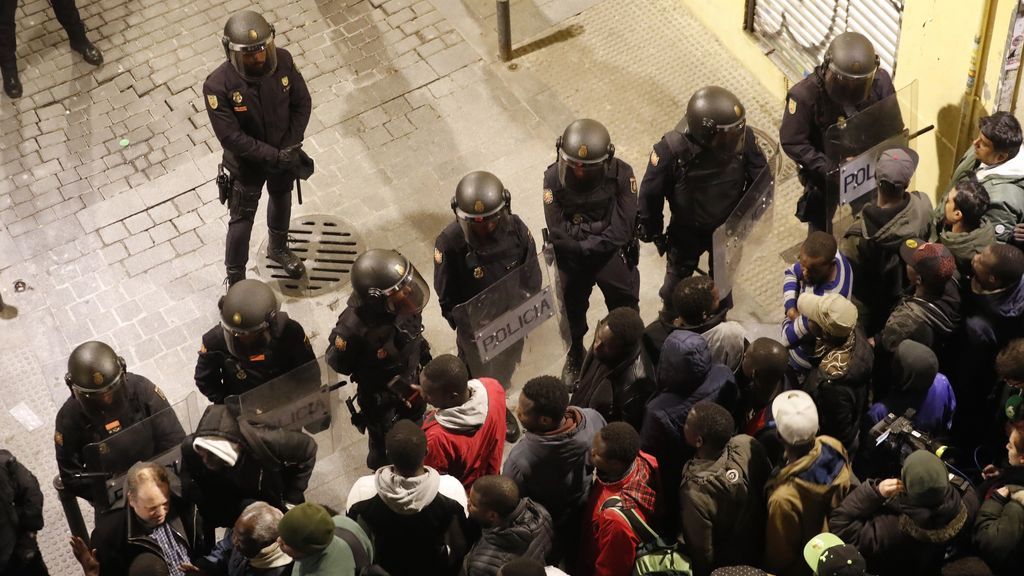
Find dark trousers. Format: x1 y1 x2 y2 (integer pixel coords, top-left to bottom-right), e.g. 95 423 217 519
657 228 714 318
558 251 639 345
225 172 293 271
0 0 87 66
4 545 49 576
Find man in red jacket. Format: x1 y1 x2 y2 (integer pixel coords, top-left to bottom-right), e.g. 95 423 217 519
578 422 660 576
420 354 507 489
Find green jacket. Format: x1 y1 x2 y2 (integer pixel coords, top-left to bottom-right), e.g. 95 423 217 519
294 516 373 576
937 222 997 278
974 489 1024 575
941 148 1024 242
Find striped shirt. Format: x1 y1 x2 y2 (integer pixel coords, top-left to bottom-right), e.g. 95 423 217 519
781 252 854 370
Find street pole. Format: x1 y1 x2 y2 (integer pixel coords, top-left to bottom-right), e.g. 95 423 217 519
497 0 512 61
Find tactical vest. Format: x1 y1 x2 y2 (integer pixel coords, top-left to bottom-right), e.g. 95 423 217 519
463 218 528 285
553 178 616 238
665 130 747 231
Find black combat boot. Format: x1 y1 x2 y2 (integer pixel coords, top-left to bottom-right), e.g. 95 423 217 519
2 65 21 99
225 266 245 288
561 339 585 386
267 231 306 279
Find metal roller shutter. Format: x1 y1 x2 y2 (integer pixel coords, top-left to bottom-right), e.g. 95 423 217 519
751 0 905 81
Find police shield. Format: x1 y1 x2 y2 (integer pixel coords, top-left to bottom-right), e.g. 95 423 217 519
80 393 199 508
712 165 775 300
450 250 570 390
825 81 918 236
224 356 344 460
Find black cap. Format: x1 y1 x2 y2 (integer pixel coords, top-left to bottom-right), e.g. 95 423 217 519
817 544 868 576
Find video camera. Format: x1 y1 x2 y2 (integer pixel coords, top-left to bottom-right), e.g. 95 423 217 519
868 409 949 463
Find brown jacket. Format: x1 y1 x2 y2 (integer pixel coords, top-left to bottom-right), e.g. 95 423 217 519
764 436 854 576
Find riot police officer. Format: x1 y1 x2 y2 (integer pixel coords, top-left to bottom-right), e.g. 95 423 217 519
204 10 312 285
543 119 640 383
54 341 184 503
780 31 896 233
434 171 540 385
326 249 432 469
639 86 767 320
194 279 315 404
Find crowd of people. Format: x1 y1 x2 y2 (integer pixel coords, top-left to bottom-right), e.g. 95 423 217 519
3 8 1024 576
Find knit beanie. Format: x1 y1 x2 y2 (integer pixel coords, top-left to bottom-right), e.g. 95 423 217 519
901 450 948 507
277 503 334 556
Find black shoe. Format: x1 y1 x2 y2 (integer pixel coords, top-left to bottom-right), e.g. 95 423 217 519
225 267 245 288
267 245 306 279
561 341 584 386
2 67 21 99
70 40 103 66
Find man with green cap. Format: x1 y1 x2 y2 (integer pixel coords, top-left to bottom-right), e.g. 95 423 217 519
829 450 977 575
277 503 375 575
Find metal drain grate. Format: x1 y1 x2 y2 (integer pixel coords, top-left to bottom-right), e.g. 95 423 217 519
256 214 363 298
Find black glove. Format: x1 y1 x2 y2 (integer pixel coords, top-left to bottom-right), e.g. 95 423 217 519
277 144 302 170
549 228 583 261
637 220 661 243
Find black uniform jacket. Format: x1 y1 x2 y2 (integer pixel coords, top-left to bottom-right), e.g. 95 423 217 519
203 47 312 180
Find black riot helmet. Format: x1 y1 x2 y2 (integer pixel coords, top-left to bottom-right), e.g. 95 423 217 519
684 86 747 157
556 119 614 192
222 10 278 81
219 279 280 359
451 171 511 248
66 341 129 420
822 31 879 106
351 249 430 316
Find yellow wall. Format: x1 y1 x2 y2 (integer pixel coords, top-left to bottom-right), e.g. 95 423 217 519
678 0 1019 201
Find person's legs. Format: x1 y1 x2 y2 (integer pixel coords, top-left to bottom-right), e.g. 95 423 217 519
595 252 640 313
50 0 101 64
265 174 305 278
558 265 597 383
224 177 265 283
657 229 711 320
0 0 21 98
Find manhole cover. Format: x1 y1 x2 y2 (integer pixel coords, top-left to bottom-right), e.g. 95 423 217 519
257 214 362 298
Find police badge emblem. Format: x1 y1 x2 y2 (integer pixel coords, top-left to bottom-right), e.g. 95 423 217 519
578 144 588 158
232 91 243 104
207 94 218 109
473 267 484 279
282 76 289 87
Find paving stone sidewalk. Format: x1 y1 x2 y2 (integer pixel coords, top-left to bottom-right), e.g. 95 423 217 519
0 0 796 570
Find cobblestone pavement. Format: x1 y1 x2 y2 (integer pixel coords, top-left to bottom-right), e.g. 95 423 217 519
0 0 799 569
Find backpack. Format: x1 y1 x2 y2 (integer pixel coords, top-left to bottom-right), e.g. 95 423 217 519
601 497 692 576
333 523 390 576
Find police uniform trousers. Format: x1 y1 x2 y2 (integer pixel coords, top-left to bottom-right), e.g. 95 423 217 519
658 227 715 318
558 251 639 344
225 172 293 271
0 0 87 66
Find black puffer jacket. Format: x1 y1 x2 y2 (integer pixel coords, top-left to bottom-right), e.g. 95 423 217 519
180 405 317 528
803 327 874 451
570 342 655 430
829 480 978 576
0 450 44 572
463 498 554 576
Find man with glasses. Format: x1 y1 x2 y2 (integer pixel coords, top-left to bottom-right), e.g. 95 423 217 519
204 10 312 286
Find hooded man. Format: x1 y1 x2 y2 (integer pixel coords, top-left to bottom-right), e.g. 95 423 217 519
463 475 554 576
764 390 854 576
840 146 935 334
346 419 468 576
830 450 977 576
640 330 736 537
277 502 375 575
867 341 956 437
418 354 506 489
179 404 317 528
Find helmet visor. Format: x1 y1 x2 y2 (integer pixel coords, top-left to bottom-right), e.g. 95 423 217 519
825 66 875 106
73 374 128 420
708 119 747 157
228 38 278 80
557 150 606 191
456 209 509 249
222 323 272 359
384 265 430 316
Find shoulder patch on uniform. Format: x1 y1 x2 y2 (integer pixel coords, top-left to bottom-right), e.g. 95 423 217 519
154 386 166 401
334 335 347 351
543 189 553 204
282 76 289 87
54 431 63 446
788 99 796 115
650 150 659 167
434 247 443 264
630 176 638 194
207 94 218 110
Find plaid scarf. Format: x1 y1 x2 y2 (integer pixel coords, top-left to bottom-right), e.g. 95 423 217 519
611 454 658 514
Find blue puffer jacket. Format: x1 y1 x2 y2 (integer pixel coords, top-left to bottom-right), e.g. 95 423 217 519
639 331 737 536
